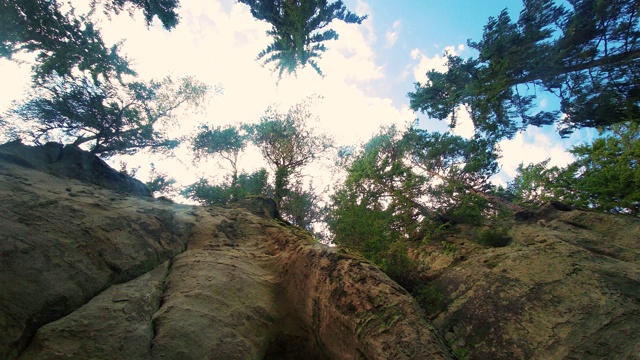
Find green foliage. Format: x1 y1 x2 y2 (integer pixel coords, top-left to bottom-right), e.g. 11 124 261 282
508 159 565 207
280 179 325 232
476 227 511 247
420 222 450 245
379 241 422 291
453 347 470 360
7 74 212 157
327 187 398 263
508 121 640 215
441 241 457 256
118 160 140 178
329 126 430 243
565 121 640 215
95 0 180 30
413 284 445 314
328 125 506 253
327 125 520 314
182 169 271 206
1 0 180 83
408 0 640 138
192 124 248 200
192 125 247 162
182 178 229 206
238 0 367 77
146 163 177 196
245 98 333 208
0 0 132 82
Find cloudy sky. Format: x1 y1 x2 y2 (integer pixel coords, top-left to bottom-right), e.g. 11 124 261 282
0 0 592 193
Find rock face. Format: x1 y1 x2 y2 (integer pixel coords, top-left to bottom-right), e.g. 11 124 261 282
0 140 151 196
2 143 639 360
0 145 453 359
421 204 640 359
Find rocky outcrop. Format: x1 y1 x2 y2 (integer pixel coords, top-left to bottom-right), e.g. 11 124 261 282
3 142 639 359
421 204 640 359
0 140 151 196
0 145 453 359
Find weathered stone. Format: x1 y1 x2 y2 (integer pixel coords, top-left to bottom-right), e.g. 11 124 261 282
423 206 640 359
5 140 638 359
0 143 453 359
20 262 170 359
0 158 192 358
0 140 151 196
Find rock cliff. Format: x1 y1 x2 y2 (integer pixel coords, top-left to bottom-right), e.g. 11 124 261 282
419 206 640 359
1 142 639 359
0 143 453 359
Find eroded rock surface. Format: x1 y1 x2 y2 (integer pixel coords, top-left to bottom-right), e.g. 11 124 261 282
0 140 151 196
422 204 640 359
0 145 452 359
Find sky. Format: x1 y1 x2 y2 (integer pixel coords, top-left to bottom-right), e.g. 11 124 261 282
0 0 593 197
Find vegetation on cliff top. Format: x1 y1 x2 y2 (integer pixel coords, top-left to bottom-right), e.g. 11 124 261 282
1 0 639 295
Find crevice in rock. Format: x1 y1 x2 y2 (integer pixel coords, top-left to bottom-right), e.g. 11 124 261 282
149 257 175 356
15 255 181 360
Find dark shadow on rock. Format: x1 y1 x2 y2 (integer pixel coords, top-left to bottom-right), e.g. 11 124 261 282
0 140 151 196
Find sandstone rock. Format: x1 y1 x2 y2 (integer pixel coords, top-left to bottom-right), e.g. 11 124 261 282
0 144 453 359
7 140 637 359
424 206 640 359
0 140 151 196
0 158 192 358
19 262 170 359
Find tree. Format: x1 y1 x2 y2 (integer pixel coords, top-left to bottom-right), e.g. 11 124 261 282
507 121 640 215
408 0 640 139
7 74 212 157
146 162 177 197
192 125 248 201
566 121 640 214
280 178 325 232
237 0 367 77
92 0 181 30
403 128 519 215
182 169 271 206
246 99 333 210
507 159 566 207
328 125 510 255
1 0 181 82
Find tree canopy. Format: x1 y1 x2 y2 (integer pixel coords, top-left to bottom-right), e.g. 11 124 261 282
238 0 367 77
192 124 248 201
7 74 212 157
408 0 640 139
509 121 640 215
0 0 181 82
245 98 333 208
328 125 507 256
182 169 271 206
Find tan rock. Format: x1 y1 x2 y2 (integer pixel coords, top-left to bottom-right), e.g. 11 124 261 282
0 145 453 359
426 205 640 359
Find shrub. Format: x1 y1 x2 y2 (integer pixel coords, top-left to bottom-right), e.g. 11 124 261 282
381 241 421 291
476 227 511 247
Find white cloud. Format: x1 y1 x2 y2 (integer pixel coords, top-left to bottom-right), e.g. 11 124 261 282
75 0 404 188
410 44 464 84
493 127 576 185
385 20 401 47
354 0 376 43
0 59 31 114
448 106 475 139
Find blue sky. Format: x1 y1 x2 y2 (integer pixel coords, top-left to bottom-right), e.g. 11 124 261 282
359 0 524 108
0 0 588 190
